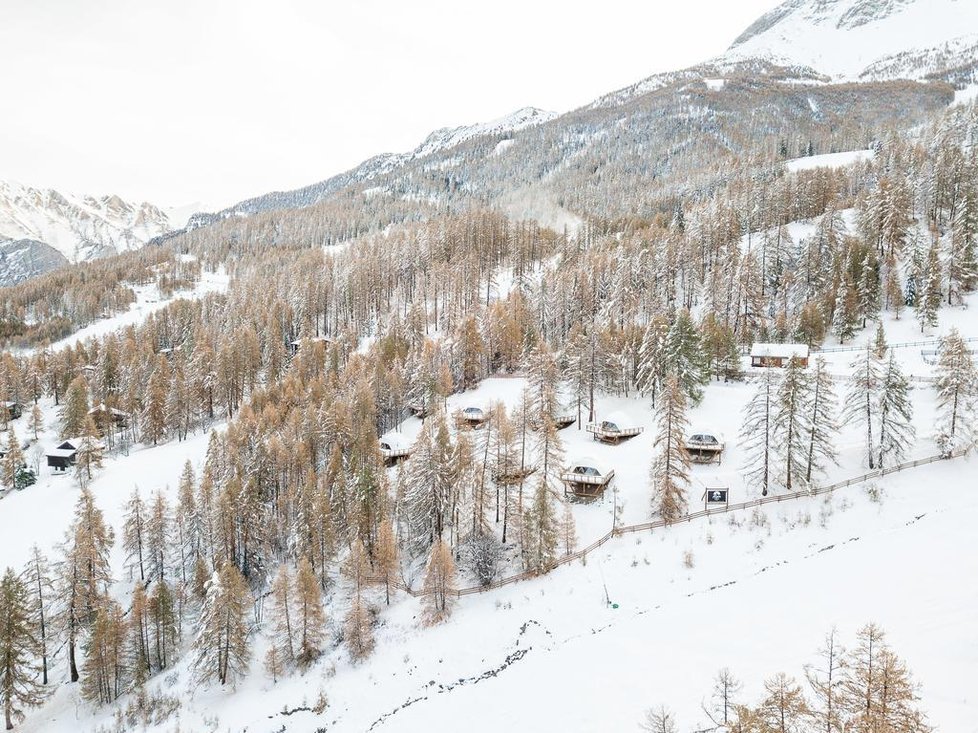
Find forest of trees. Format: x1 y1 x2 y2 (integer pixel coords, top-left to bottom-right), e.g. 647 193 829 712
0 77 975 730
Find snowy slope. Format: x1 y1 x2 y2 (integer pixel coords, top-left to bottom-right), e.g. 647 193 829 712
722 0 978 80
0 180 176 266
413 107 558 158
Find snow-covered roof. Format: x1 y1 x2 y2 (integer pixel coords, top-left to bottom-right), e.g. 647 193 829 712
60 436 105 451
463 406 486 416
46 448 76 458
290 336 331 346
566 456 611 477
379 433 412 451
88 403 129 417
750 343 810 359
687 432 721 445
602 410 638 429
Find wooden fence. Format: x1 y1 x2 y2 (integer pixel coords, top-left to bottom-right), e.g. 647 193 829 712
389 448 966 599
815 336 978 354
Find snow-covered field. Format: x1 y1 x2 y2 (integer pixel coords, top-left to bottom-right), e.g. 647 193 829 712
784 150 874 173
5 292 976 733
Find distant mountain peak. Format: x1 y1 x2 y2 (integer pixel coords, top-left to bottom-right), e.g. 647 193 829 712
724 0 978 80
414 106 558 158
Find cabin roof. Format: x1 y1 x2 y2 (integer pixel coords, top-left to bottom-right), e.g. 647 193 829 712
566 456 611 476
47 448 76 458
603 410 638 429
379 433 412 451
750 342 809 359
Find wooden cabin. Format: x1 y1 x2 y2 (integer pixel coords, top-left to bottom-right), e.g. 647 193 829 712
289 335 331 356
750 343 810 368
1 401 22 421
561 457 615 498
586 411 644 444
46 436 106 472
685 431 724 464
459 406 489 429
88 404 130 432
379 433 412 465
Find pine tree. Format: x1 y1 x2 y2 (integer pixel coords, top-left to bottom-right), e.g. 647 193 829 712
145 490 170 582
148 580 178 672
0 568 45 730
421 539 457 625
915 240 941 332
522 478 558 573
742 368 777 496
774 357 812 492
650 376 690 519
192 563 252 686
877 353 915 469
373 520 399 606
804 358 838 484
934 328 978 456
636 317 669 407
665 310 710 404
843 345 883 469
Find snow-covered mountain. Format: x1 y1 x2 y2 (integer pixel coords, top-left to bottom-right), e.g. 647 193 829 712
0 180 176 274
722 0 978 80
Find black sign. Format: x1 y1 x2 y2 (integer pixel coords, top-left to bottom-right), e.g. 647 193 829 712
706 489 728 504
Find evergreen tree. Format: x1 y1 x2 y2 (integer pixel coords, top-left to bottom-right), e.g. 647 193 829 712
0 568 45 730
294 557 325 668
774 357 812 492
649 376 690 520
877 353 915 469
192 563 251 686
804 357 838 484
27 405 43 442
81 599 128 706
933 328 978 456
915 240 941 332
122 489 147 582
522 478 558 573
843 345 883 469
21 547 52 686
741 368 777 496
664 310 709 405
1 427 23 492
756 672 809 733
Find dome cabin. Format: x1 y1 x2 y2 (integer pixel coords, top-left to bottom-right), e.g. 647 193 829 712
586 410 644 444
459 405 489 429
684 431 724 464
561 456 615 498
379 433 412 465
750 343 809 368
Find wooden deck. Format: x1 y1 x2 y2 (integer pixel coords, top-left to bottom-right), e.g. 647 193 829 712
685 440 724 465
586 423 643 444
561 468 615 498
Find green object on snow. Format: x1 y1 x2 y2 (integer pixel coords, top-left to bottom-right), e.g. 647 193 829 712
611 603 619 609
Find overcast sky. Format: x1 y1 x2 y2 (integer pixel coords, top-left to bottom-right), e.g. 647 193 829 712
0 0 780 210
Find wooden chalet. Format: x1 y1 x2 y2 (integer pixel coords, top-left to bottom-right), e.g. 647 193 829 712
289 335 331 356
88 403 130 431
1 401 22 421
750 343 810 368
561 457 615 498
685 431 724 464
379 433 412 465
46 436 106 473
586 411 644 444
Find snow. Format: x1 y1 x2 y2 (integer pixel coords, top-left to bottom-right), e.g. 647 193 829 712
20 266 229 354
704 77 726 91
750 342 810 359
722 0 978 81
785 149 875 172
952 84 978 107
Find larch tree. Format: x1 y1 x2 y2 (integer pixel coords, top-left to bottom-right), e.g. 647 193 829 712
56 487 114 683
756 672 809 733
21 547 52 686
343 540 374 663
294 557 325 668
704 667 742 729
741 367 777 496
267 565 296 667
639 705 677 733
522 477 558 574
81 599 128 706
1 426 23 491
192 562 252 686
933 328 978 456
27 405 42 442
0 568 45 731
650 376 690 520
804 357 839 484
420 538 457 625
877 352 915 469
73 416 103 489
146 489 171 582
59 376 89 439
373 519 399 606
122 489 147 582
805 627 845 733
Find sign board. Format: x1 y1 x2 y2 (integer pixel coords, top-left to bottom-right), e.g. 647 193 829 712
703 488 729 510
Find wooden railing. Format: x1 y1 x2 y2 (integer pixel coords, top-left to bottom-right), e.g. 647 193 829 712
386 448 966 599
